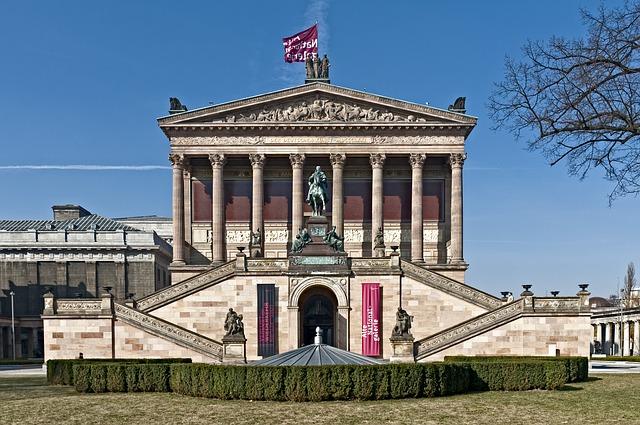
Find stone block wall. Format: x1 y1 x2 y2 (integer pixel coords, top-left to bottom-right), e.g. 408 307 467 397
114 321 215 363
43 318 113 360
422 315 592 361
348 275 487 358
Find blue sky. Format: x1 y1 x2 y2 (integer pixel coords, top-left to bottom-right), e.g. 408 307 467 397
0 0 637 298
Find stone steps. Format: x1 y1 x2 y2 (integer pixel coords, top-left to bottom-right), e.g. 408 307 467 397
414 299 525 360
136 261 235 312
114 303 223 361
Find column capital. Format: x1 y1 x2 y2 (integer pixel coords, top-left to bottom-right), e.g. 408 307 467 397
370 153 386 169
330 153 347 168
289 153 305 168
169 153 185 168
409 153 426 168
209 153 227 168
249 153 266 169
449 152 467 168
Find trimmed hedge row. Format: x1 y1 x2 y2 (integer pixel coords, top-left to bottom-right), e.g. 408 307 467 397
46 358 192 386
72 360 572 400
443 356 588 383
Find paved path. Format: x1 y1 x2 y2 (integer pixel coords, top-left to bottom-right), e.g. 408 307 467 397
590 361 640 374
0 364 45 376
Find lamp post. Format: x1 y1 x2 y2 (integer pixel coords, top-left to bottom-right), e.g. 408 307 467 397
9 290 15 360
619 288 625 356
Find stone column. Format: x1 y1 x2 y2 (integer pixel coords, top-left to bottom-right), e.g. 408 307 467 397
370 154 386 252
449 153 466 263
410 154 426 262
183 163 192 259
596 323 603 347
289 154 305 237
169 153 186 265
606 322 615 355
330 154 346 236
624 321 631 356
0 327 4 359
249 154 265 242
614 322 621 355
209 154 227 263
633 320 640 356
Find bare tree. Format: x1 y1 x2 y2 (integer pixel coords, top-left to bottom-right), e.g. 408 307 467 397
624 261 638 307
488 2 640 202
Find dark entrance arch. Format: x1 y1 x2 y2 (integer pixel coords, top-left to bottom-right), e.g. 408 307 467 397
300 286 338 346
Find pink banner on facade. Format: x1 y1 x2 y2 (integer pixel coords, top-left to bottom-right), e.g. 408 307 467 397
362 282 381 356
282 24 318 63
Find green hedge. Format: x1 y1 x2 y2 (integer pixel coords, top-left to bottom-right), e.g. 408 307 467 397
73 360 572 400
443 356 588 383
46 358 191 386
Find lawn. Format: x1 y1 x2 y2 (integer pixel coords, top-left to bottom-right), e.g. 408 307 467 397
1 374 638 425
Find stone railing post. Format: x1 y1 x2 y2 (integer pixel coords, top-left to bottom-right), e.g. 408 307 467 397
101 290 114 315
521 284 534 311
43 290 56 315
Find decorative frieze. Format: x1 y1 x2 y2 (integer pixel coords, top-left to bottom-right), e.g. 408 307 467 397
55 299 103 315
225 230 250 244
170 135 462 146
264 229 289 244
221 98 427 123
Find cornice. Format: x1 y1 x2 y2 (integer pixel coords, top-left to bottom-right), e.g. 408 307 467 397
158 83 477 126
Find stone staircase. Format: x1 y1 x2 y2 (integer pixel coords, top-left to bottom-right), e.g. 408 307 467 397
400 260 502 310
414 299 525 360
136 261 235 312
114 303 223 361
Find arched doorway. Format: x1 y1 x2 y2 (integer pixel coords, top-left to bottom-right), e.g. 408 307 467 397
300 286 338 346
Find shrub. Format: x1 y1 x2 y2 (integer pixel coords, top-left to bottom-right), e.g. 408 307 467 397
443 356 588 383
72 359 575 400
46 358 191 386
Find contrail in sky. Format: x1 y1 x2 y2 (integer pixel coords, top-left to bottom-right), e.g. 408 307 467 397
0 165 170 171
279 0 330 85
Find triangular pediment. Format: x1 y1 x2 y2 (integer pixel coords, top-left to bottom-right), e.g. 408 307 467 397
158 83 476 127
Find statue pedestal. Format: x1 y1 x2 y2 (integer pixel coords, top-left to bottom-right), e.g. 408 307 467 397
289 215 348 272
374 245 386 258
222 336 247 364
389 336 415 363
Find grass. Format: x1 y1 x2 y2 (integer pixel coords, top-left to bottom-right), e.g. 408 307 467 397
593 356 640 362
1 374 639 425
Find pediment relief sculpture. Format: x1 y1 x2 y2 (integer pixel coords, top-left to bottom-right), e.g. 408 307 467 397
220 98 432 124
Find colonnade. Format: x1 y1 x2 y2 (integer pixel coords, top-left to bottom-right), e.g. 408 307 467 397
593 320 640 356
169 152 466 265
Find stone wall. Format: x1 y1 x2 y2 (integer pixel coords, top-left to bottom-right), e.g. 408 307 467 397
44 317 113 360
348 275 487 357
114 321 215 363
422 315 592 361
152 275 291 360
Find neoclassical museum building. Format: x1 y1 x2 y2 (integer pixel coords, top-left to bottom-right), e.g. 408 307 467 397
42 80 592 363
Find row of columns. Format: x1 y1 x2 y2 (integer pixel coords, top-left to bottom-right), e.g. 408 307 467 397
594 321 640 356
0 326 42 359
169 152 466 265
